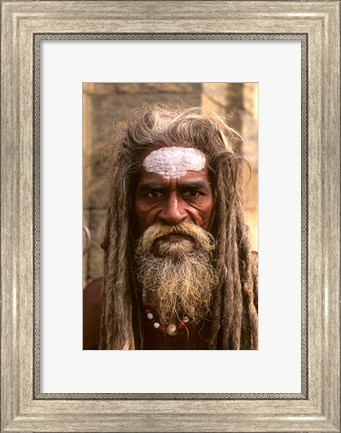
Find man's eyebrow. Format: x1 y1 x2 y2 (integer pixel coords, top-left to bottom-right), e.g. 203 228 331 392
180 181 210 190
137 182 167 192
137 180 211 193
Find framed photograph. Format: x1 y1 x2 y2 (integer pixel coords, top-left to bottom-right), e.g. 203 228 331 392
82 82 259 352
1 2 340 432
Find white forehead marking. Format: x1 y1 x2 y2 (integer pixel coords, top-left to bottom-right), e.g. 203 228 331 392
142 147 206 179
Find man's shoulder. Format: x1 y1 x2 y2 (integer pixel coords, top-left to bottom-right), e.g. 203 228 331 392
83 277 103 305
251 250 258 263
83 277 103 350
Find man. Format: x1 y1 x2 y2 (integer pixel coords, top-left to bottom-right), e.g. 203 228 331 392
83 105 258 350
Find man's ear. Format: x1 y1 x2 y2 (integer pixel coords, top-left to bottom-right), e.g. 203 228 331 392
208 212 218 238
208 206 216 233
129 211 140 239
100 239 109 251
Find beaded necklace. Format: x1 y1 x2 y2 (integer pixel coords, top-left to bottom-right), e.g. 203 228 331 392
143 305 190 336
142 290 191 336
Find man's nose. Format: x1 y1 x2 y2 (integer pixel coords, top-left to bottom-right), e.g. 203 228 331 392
158 194 187 225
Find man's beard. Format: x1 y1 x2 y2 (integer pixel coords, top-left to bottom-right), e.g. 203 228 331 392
135 222 218 326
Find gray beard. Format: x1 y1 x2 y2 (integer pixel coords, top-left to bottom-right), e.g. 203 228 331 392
135 239 217 325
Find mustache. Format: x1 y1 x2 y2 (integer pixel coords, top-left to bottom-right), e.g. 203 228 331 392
135 222 216 255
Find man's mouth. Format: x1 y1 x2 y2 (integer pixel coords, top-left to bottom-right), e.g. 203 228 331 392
158 234 191 242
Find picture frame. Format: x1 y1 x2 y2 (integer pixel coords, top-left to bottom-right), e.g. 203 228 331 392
1 1 339 432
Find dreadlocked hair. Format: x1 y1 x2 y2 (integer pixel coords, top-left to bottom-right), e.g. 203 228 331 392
99 104 258 350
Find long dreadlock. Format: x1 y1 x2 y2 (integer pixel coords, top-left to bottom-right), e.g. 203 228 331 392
99 104 258 350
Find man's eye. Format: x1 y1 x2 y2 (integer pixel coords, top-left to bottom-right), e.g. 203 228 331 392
183 190 202 198
147 191 163 198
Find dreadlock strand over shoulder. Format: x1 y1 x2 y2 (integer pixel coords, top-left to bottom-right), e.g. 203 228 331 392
99 104 258 350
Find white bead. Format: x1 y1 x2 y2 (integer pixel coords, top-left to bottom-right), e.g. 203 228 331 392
154 322 160 329
166 324 177 336
147 313 153 320
183 316 189 323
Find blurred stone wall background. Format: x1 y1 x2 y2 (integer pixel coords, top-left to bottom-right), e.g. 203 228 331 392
83 83 258 287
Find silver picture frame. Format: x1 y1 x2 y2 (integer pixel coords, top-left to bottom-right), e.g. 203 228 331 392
1 2 340 432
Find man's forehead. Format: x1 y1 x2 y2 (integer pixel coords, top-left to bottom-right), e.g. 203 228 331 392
137 168 210 187
141 146 206 180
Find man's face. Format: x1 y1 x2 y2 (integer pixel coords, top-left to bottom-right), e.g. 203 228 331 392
134 146 214 235
134 146 217 325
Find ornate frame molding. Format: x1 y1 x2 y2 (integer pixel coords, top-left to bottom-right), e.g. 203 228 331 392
1 2 339 432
